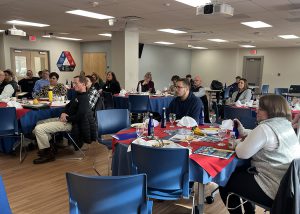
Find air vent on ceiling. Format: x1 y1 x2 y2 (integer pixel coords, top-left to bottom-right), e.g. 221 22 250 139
273 3 300 11
121 16 143 21
232 40 254 44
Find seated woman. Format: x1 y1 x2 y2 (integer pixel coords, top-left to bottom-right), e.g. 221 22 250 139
231 78 252 103
91 72 104 91
137 72 155 94
102 71 121 95
0 70 15 100
35 72 67 98
219 94 300 213
168 75 180 95
86 75 100 111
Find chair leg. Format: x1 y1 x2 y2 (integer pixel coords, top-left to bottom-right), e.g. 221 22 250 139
56 133 85 160
19 133 27 163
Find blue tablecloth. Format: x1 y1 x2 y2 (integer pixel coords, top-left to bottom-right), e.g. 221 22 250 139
112 143 246 186
113 96 174 115
0 107 64 153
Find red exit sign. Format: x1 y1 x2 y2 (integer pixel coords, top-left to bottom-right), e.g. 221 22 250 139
249 49 257 54
29 35 36 41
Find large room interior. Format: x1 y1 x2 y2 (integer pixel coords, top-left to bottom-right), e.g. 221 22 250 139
0 0 300 213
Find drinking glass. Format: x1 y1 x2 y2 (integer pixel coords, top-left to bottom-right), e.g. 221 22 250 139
217 129 227 146
169 113 176 127
209 112 216 127
136 125 144 138
185 135 193 150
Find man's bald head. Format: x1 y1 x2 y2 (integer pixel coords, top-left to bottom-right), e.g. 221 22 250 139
193 75 202 87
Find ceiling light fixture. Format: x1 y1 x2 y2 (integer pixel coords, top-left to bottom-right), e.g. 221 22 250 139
241 21 272 29
56 36 82 41
240 45 256 48
154 41 175 45
66 9 114 20
175 0 211 7
207 39 228 43
98 33 112 37
188 45 208 49
158 29 187 34
278 35 299 39
6 20 49 27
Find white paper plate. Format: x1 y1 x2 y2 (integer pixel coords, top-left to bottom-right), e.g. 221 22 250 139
201 129 219 135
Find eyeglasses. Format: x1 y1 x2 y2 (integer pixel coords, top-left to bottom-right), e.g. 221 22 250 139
175 86 186 89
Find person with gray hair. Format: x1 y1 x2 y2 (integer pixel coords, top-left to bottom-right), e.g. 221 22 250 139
137 72 156 94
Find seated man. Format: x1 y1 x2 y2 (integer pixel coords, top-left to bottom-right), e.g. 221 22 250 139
228 76 241 96
192 75 210 123
168 78 203 124
18 70 39 98
33 75 96 164
32 69 50 95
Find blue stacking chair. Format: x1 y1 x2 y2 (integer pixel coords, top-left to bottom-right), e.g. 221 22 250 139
128 95 150 122
66 172 153 214
131 144 194 213
95 109 130 175
224 106 257 129
0 176 12 214
261 85 269 94
274 88 288 96
223 87 231 100
0 107 25 163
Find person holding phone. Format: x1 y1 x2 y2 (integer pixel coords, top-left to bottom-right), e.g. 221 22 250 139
219 94 300 213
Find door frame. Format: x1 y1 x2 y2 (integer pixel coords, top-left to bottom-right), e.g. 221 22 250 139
10 48 51 74
242 56 264 87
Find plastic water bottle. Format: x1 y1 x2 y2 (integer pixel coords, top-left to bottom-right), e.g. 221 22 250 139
228 132 236 150
148 113 154 138
233 120 239 139
161 107 166 128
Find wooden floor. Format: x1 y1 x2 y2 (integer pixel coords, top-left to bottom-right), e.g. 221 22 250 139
0 142 266 214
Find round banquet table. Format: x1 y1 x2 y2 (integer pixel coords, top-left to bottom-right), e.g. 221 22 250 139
113 94 174 116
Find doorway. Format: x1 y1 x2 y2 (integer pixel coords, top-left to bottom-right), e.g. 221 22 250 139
83 52 107 80
242 56 264 87
11 49 49 78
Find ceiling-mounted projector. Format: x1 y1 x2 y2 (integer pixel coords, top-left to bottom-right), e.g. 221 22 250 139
196 3 234 16
5 26 26 36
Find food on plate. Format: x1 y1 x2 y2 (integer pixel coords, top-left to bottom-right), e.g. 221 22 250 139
33 98 39 105
192 126 205 136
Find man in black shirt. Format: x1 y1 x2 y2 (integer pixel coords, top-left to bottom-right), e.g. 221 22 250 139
18 70 39 98
33 75 96 164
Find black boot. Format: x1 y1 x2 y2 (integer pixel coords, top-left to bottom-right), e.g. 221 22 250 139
33 148 55 164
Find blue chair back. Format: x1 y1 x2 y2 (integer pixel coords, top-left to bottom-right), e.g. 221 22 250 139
223 87 231 99
224 106 257 129
131 144 190 200
66 172 152 214
0 176 12 214
128 95 150 113
261 85 269 94
96 109 130 136
274 88 288 95
0 107 18 136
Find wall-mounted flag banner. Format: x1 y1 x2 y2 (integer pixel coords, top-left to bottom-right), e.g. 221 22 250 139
56 51 76 71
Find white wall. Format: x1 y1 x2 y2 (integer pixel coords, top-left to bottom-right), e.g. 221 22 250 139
139 45 192 90
2 35 81 83
191 47 300 92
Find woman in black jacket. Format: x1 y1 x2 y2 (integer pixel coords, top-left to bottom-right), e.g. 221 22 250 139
102 71 121 95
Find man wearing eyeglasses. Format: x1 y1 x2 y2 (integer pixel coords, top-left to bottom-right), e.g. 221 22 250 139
168 78 204 124
33 75 96 164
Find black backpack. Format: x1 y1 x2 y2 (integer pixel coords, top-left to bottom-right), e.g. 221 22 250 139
210 80 223 90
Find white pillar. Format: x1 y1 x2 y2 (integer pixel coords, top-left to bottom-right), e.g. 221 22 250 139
111 29 139 91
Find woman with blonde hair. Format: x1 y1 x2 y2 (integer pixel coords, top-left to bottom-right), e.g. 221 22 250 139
220 94 300 213
91 72 104 91
136 72 155 93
